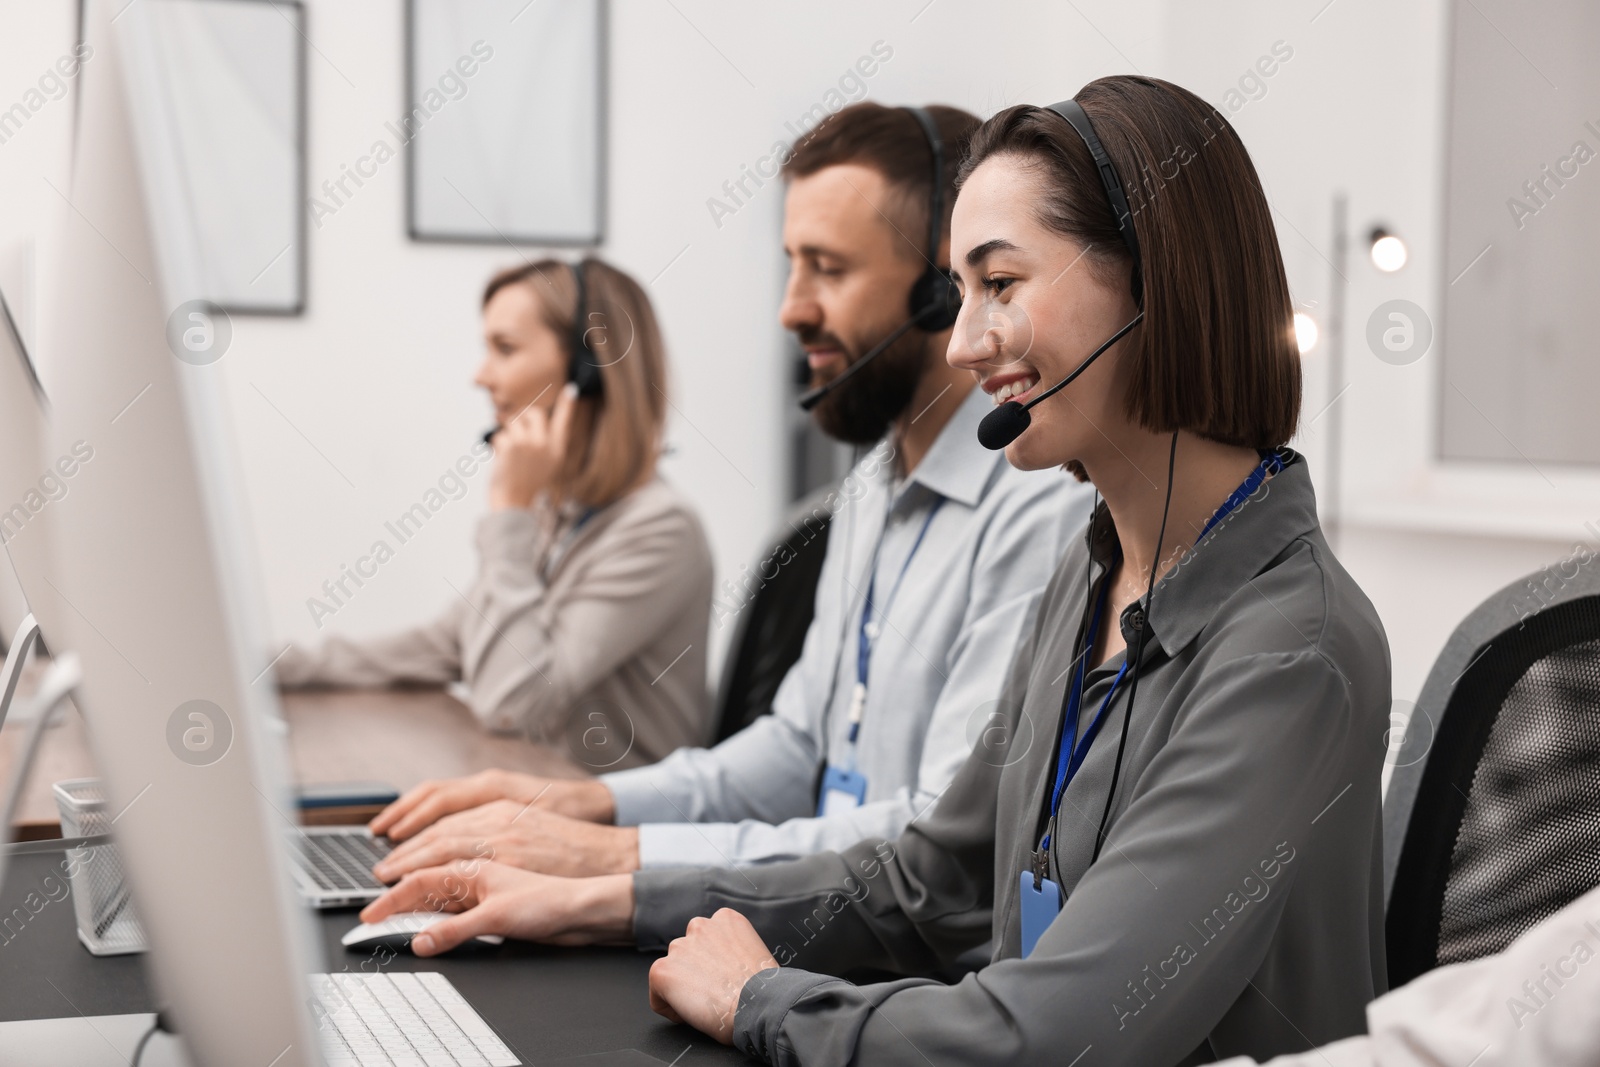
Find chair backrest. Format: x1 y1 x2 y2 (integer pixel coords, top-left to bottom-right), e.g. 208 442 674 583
710 488 833 743
1384 552 1600 987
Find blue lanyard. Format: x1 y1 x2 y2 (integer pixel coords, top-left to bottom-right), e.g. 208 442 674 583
846 497 945 745
1195 451 1283 544
1040 567 1128 852
1038 451 1283 852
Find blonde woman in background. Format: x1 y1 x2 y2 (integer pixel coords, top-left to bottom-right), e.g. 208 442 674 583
277 258 714 771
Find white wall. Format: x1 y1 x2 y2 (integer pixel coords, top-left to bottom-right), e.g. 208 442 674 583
0 0 1162 671
1154 0 1591 701
2 0 1591 701
234 0 1179 674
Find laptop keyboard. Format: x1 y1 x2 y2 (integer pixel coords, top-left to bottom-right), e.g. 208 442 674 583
311 971 520 1066
293 831 392 892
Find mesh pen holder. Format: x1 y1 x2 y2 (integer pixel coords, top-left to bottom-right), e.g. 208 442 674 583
52 778 147 956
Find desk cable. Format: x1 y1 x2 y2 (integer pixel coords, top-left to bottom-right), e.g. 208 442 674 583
131 1011 174 1066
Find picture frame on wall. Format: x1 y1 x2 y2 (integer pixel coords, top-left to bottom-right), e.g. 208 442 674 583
405 0 606 247
116 0 307 314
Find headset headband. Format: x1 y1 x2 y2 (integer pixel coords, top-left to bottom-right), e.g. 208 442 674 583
795 105 960 413
904 106 945 266
567 259 603 397
570 259 588 352
1046 99 1144 307
898 106 961 333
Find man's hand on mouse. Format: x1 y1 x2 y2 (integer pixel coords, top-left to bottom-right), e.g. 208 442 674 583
372 799 640 882
359 859 635 955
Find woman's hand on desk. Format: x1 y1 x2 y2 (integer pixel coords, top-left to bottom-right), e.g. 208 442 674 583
372 800 640 881
488 382 578 510
369 769 615 840
359 860 635 953
648 909 779 1045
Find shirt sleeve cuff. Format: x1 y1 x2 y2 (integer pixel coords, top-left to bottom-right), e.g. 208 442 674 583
599 767 661 828
632 867 725 951
635 822 738 869
733 967 848 1065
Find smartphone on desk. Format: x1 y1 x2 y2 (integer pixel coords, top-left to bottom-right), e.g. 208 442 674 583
296 781 401 810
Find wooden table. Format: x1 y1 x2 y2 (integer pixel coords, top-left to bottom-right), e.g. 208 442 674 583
2 686 587 838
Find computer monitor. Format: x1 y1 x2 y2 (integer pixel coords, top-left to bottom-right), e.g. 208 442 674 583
13 0 324 1061
0 263 56 918
0 283 50 724
0 280 49 590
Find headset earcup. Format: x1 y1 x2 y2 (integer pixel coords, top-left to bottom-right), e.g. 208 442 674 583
570 348 604 397
909 267 961 332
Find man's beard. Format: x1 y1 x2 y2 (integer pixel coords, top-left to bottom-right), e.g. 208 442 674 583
801 324 929 445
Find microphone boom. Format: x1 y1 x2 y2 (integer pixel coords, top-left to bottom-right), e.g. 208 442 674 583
976 310 1144 450
797 309 930 412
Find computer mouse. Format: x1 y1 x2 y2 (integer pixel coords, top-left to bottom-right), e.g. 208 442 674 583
340 911 504 954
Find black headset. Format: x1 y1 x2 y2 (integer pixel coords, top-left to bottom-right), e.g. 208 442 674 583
976 99 1146 450
796 106 960 411
567 259 605 398
480 260 604 446
902 106 963 332
1004 96 1170 874
1047 99 1143 308
1055 97 1161 864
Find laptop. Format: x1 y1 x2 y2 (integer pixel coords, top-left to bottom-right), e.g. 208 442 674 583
289 827 393 909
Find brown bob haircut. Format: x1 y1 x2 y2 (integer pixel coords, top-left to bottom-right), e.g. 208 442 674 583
782 102 981 264
482 258 667 509
959 76 1301 448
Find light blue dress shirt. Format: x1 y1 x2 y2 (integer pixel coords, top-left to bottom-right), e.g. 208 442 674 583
602 387 1094 868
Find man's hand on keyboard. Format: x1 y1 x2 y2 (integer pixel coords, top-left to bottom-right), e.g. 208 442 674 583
369 770 615 840
358 859 635 953
372 800 640 881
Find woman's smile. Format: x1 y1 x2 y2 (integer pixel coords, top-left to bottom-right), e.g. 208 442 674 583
980 367 1041 405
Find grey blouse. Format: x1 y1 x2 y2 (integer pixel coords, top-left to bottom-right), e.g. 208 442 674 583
634 453 1393 1065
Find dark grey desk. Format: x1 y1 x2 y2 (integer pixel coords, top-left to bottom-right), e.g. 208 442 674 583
0 850 753 1065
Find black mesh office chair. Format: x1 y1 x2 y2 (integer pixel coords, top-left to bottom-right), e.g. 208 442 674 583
709 489 832 743
1384 556 1600 988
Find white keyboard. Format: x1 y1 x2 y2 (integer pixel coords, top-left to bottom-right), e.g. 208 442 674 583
310 971 520 1066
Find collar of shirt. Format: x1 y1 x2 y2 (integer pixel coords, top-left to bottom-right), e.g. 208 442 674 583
1081 449 1318 660
530 492 571 532
820 388 1015 758
892 386 1003 510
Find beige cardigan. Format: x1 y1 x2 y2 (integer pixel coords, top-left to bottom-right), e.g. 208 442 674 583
276 478 714 770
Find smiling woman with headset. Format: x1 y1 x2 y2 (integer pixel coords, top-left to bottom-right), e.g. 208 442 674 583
634 75 1394 1064
277 258 715 771
346 78 1392 1066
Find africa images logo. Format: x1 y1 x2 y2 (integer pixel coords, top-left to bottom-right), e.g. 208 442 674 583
166 700 233 767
